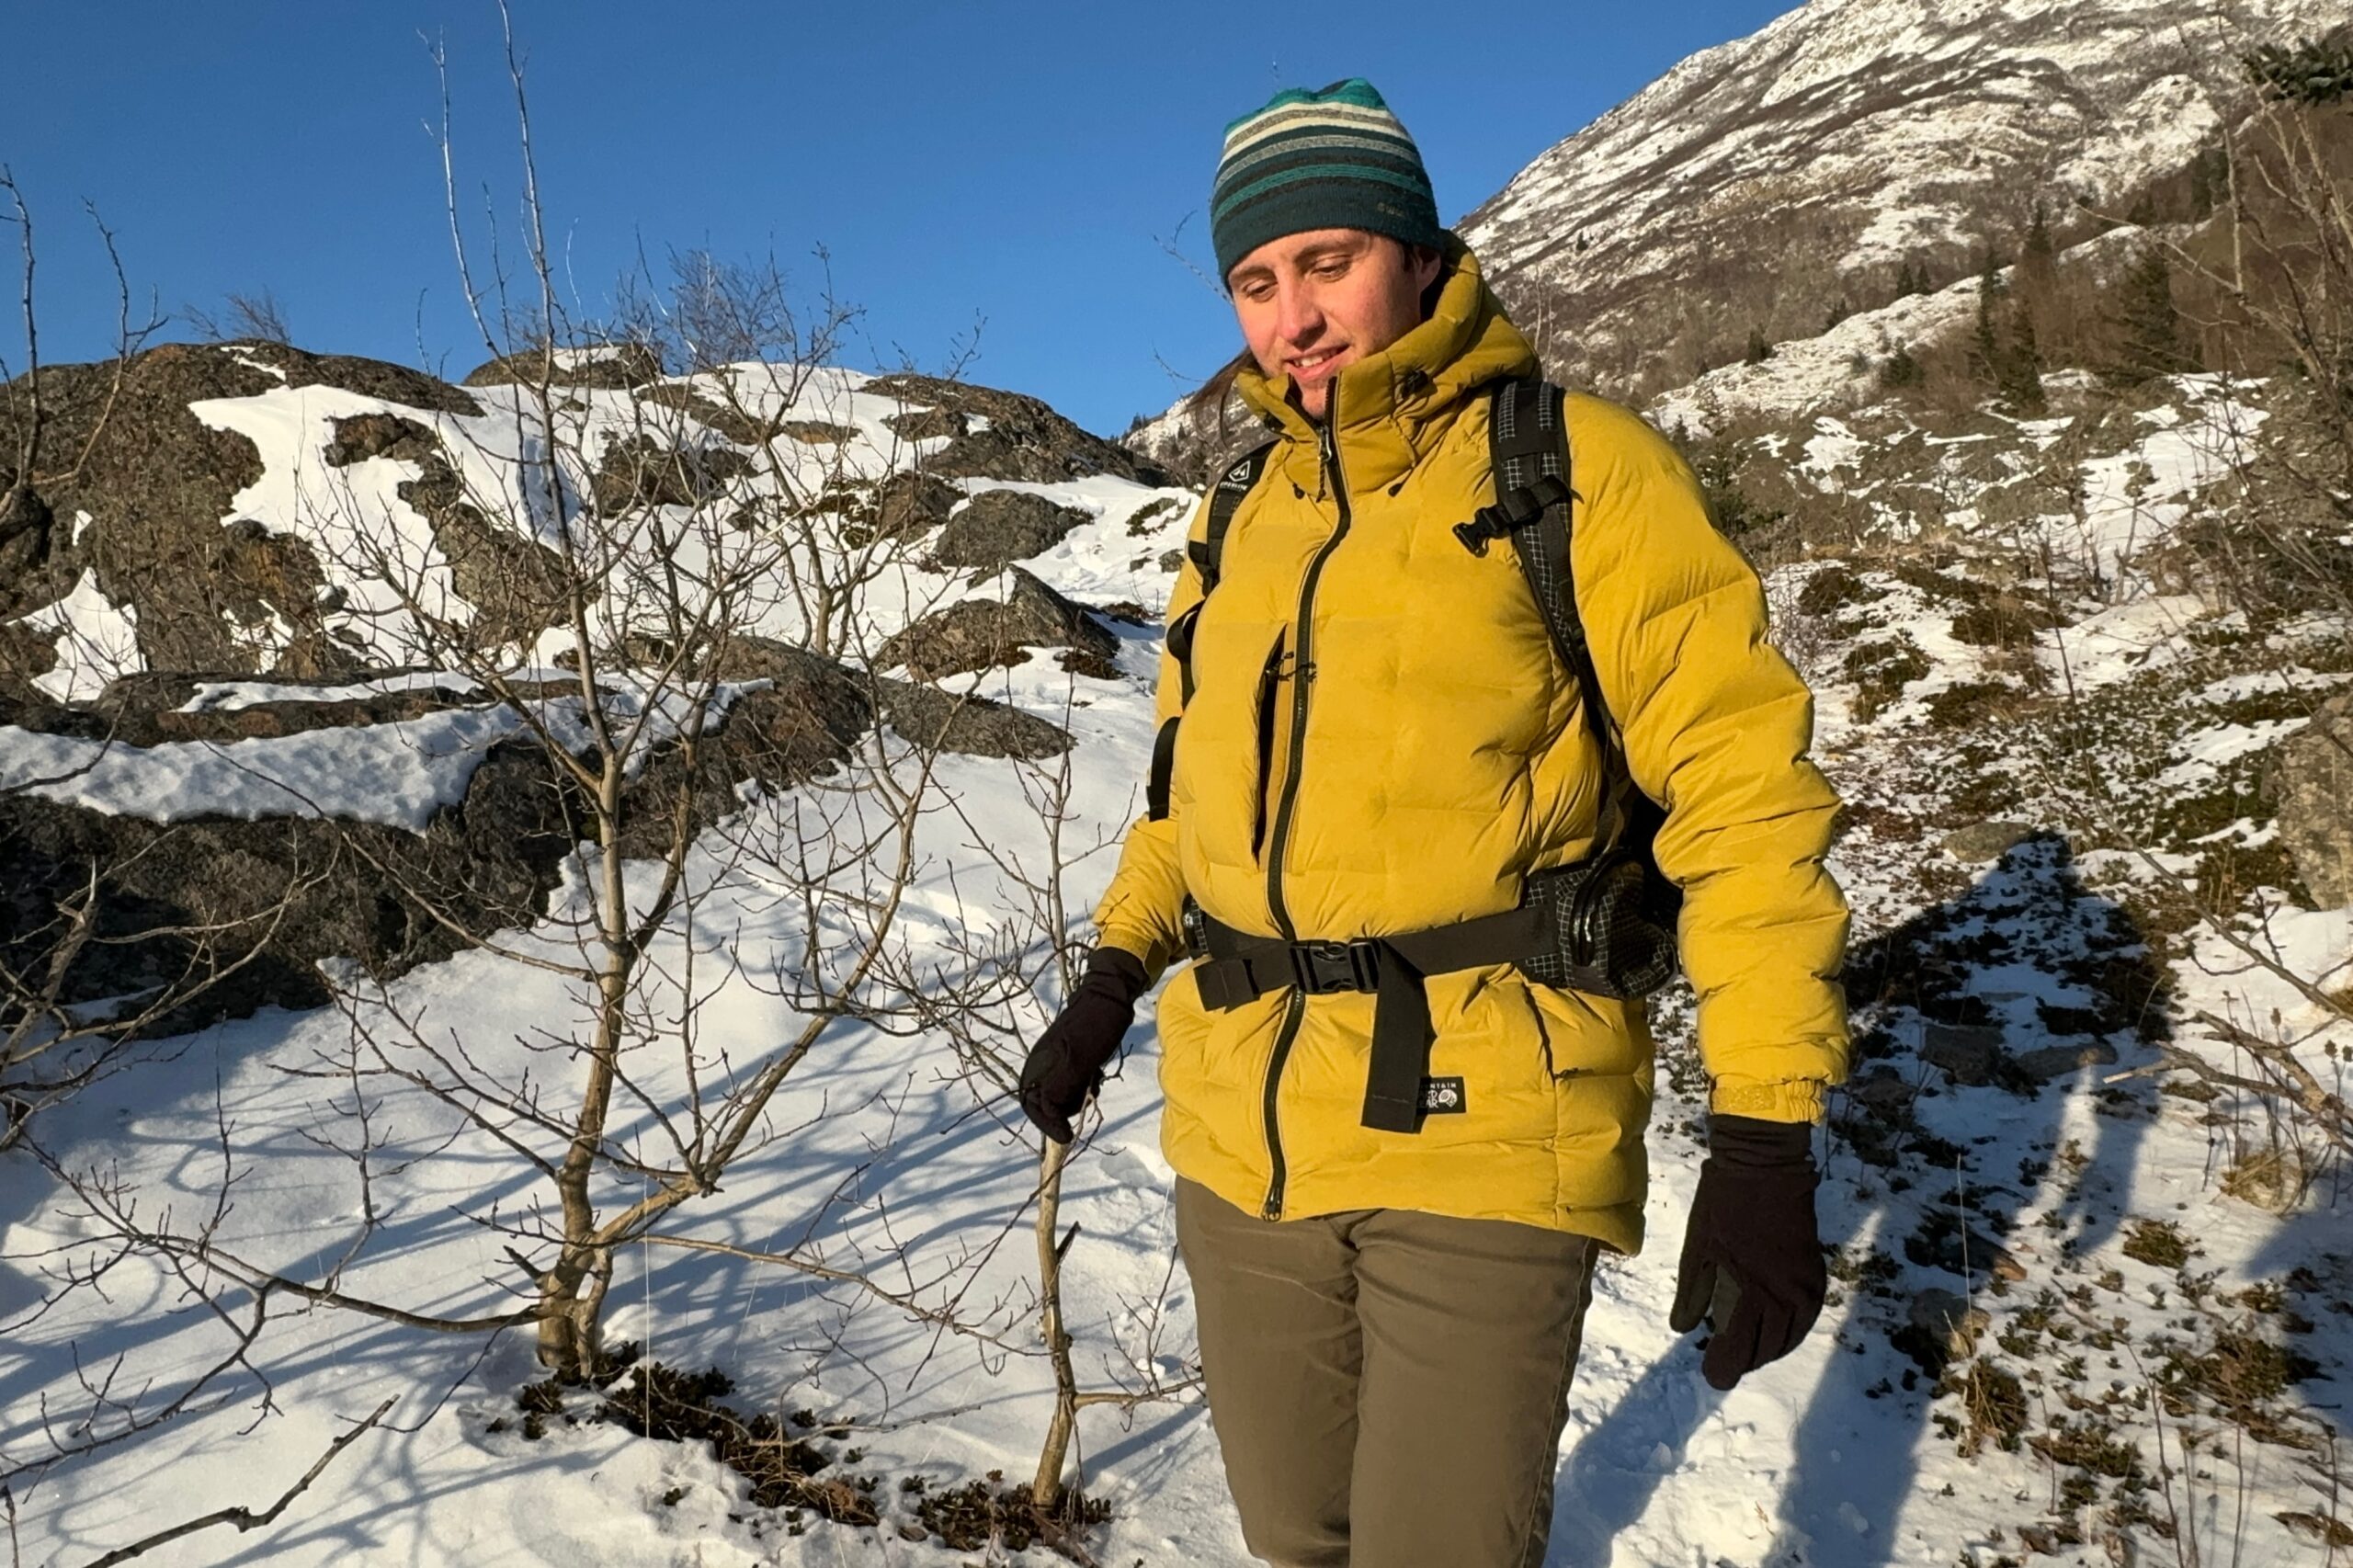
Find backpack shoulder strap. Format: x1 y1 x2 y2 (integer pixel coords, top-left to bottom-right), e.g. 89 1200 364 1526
1478 378 1614 767
1147 439 1275 822
1188 441 1276 594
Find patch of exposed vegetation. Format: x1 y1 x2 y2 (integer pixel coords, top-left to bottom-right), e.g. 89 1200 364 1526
908 1475 1112 1553
1843 632 1932 721
2120 1218 2193 1269
1937 1358 2029 1456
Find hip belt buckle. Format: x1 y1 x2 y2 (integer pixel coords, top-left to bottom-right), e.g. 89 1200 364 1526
1290 938 1381 995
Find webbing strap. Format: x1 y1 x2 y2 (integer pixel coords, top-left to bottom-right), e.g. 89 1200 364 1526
1145 716 1182 821
1487 378 1683 934
1146 441 1275 823
1191 906 1544 1133
1487 378 1620 784
1199 443 1276 596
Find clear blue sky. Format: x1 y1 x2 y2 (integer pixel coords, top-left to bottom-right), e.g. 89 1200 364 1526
6 1 1796 437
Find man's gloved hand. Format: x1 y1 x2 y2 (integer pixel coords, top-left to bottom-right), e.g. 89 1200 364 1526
1669 1113 1826 1392
1017 948 1151 1144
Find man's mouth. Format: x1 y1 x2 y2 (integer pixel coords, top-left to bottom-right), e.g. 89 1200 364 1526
1289 347 1347 377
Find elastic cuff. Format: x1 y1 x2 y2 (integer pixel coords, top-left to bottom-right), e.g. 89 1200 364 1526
1708 1112 1815 1167
1710 1078 1827 1123
1093 924 1169 985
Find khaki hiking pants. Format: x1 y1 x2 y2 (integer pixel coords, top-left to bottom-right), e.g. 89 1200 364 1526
1175 1177 1600 1568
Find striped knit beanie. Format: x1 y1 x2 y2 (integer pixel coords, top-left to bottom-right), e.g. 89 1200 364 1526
1211 78 1443 282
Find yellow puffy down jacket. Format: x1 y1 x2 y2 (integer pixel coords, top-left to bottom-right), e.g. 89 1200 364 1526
1096 241 1847 1253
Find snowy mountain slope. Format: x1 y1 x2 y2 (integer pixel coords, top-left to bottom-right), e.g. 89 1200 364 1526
1125 0 2333 480
1462 0 2337 398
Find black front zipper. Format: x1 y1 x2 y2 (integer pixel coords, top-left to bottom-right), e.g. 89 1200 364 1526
1258 419 1352 1219
1259 990 1306 1219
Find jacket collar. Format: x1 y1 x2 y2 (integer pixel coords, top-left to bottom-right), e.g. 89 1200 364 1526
1233 234 1540 494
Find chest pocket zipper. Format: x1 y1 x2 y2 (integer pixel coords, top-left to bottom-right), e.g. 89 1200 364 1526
1252 630 1288 860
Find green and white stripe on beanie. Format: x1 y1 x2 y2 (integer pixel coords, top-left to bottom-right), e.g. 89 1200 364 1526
1211 78 1442 282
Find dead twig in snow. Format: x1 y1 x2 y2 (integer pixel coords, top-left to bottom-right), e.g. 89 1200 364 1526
74 1396 393 1568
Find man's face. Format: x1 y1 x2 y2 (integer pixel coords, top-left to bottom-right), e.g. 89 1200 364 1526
1227 229 1441 420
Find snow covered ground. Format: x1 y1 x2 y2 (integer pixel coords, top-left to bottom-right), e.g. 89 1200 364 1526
4 357 2347 1568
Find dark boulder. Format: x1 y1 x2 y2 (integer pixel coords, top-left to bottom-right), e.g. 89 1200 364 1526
0 342 481 677
711 635 1069 762
589 433 751 514
871 471 960 537
862 373 1169 487
877 570 1120 682
324 412 439 467
0 483 58 614
2274 690 2353 907
882 406 967 444
462 342 665 392
931 489 1091 572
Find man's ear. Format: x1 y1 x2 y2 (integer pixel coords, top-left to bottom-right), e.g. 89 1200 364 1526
1411 244 1443 293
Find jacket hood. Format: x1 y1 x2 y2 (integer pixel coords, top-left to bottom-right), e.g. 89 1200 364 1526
1234 233 1539 487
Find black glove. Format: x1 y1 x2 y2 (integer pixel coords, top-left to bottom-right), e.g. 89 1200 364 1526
1017 948 1150 1143
1669 1114 1826 1392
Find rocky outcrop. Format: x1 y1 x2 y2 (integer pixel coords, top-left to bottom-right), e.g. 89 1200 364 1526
1940 821 2035 863
0 636 1067 1033
0 735 577 1028
0 342 481 680
313 411 574 655
931 489 1090 572
709 636 1070 762
882 406 967 444
862 374 1168 487
462 342 664 391
871 472 960 537
588 433 751 513
877 570 1120 682
2274 689 2353 907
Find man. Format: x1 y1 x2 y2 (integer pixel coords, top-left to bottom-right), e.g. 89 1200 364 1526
1020 79 1847 1568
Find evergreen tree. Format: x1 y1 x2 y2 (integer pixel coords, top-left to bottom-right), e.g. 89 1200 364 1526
1824 299 1852 333
1744 326 1775 365
2187 142 2228 220
1971 251 2006 385
2105 247 2197 384
1879 343 1924 390
2000 306 2047 414
2243 33 2353 106
2025 200 2053 267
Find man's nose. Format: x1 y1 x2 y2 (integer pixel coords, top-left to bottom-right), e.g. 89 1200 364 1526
1276 280 1324 345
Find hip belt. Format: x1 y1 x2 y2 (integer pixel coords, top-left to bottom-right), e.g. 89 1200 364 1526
1183 902 1544 1135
